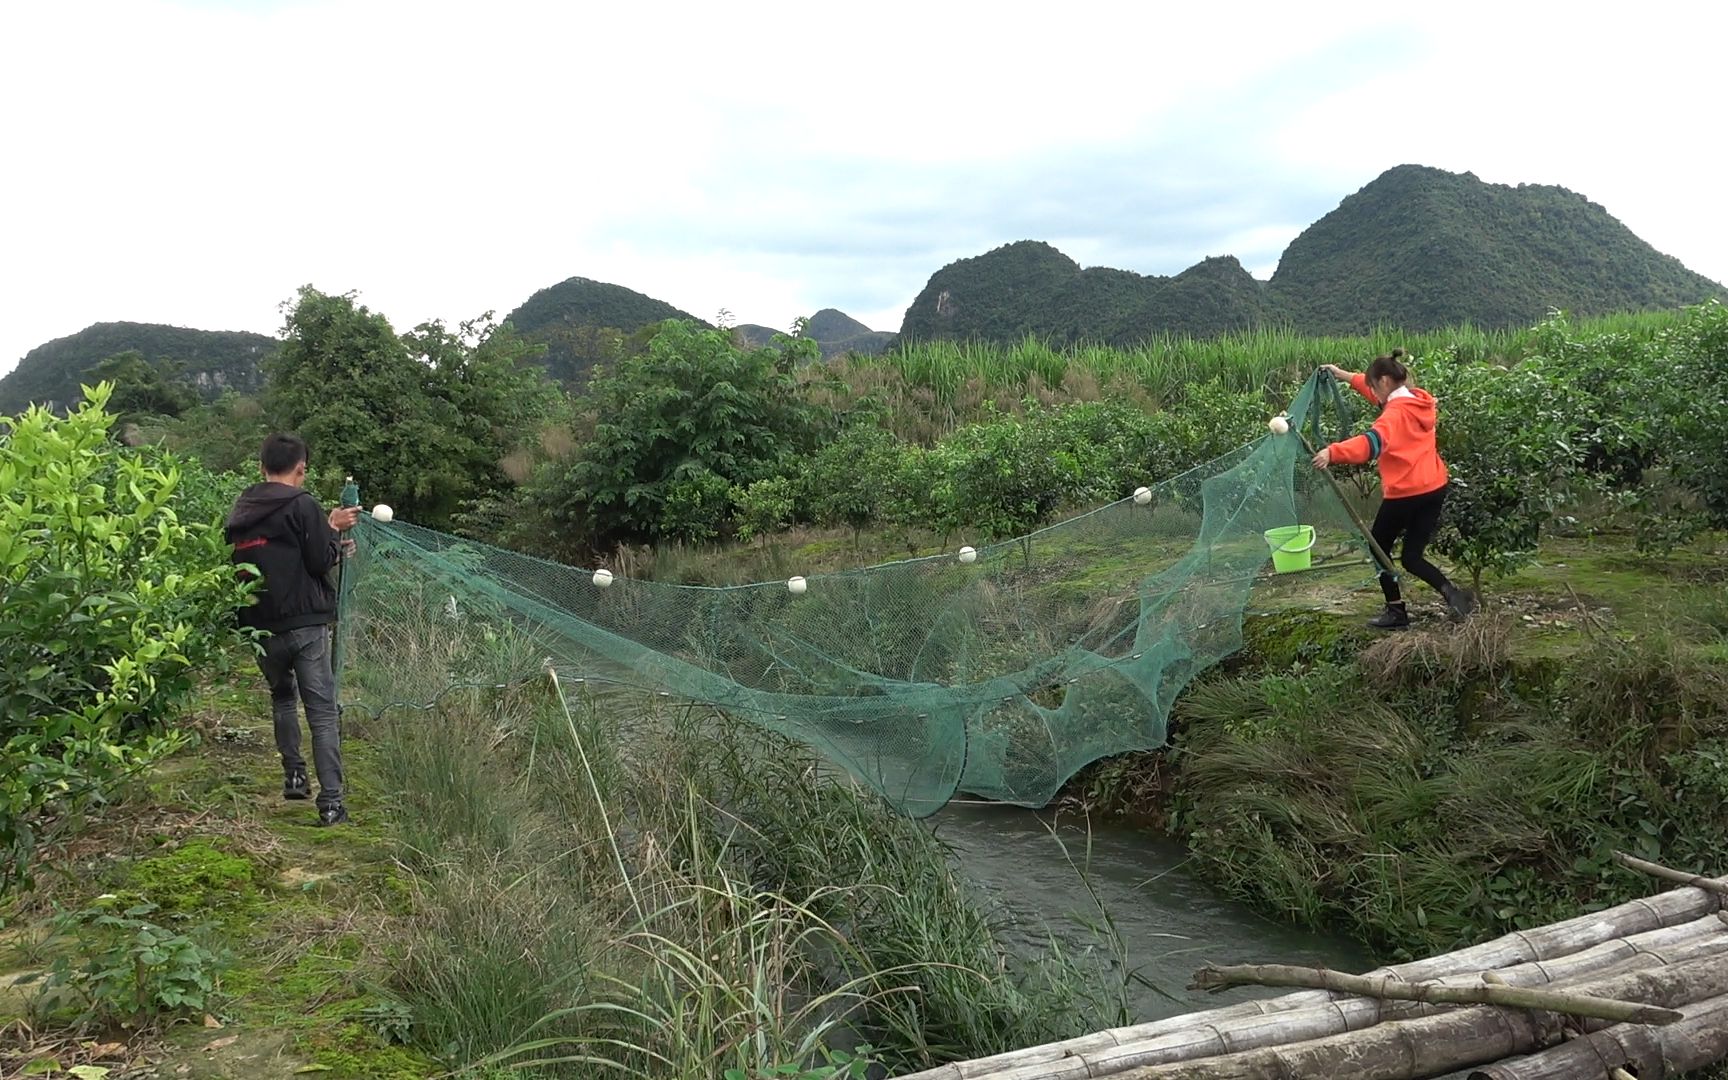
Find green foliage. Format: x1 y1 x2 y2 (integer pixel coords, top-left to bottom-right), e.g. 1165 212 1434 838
723 1047 873 1080
1426 359 1581 592
1175 607 1728 960
0 386 250 897
0 321 274 415
268 287 559 527
504 275 705 386
161 391 272 477
732 476 800 544
805 424 905 537
1644 301 1728 531
537 321 825 549
42 897 226 1029
82 351 198 424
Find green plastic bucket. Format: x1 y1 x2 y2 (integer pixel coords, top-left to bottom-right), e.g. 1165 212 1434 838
1263 525 1316 573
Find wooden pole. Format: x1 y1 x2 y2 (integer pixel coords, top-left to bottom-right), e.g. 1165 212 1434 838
1611 850 1728 896
1189 963 1684 1026
898 885 1722 1080
1291 426 1399 580
1468 992 1728 1080
1110 959 1728 1080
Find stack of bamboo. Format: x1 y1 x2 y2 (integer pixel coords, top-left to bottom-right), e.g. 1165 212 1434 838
899 855 1728 1080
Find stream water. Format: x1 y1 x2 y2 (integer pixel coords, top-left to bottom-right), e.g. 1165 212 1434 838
932 803 1373 1023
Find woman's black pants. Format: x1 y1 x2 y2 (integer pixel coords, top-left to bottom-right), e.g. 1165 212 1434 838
1371 484 1455 604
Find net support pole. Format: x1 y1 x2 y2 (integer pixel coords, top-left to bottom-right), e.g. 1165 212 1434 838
332 476 360 704
1293 427 1399 582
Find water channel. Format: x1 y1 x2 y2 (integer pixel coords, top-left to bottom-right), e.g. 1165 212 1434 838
933 803 1373 1023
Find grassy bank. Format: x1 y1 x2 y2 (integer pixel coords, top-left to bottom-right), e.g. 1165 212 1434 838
2 625 1121 1078
0 676 439 1078
1071 528 1728 964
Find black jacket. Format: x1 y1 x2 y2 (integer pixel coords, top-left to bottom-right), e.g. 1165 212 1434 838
225 482 343 634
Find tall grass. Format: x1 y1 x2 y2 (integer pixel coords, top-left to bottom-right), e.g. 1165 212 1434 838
1172 601 1728 961
352 590 1104 1077
828 311 1690 437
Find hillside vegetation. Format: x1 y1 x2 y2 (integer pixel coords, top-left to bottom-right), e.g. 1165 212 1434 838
734 307 897 358
898 165 1724 345
502 276 706 385
0 322 275 413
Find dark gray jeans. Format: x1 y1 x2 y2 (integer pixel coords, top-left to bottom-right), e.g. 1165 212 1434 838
258 624 344 810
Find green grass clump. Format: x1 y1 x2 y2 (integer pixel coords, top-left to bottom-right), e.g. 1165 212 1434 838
348 593 1105 1078
1172 598 1728 961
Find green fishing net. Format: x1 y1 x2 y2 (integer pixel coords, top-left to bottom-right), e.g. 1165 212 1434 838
335 373 1372 817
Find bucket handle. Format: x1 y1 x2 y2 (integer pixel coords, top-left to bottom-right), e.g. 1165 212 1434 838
1276 527 1316 554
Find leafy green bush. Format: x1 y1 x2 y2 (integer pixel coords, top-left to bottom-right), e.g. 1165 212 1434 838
731 476 800 545
805 424 906 539
0 386 249 896
540 321 826 550
1427 359 1581 592
42 897 226 1028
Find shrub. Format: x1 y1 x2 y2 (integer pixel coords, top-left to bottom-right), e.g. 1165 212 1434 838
42 897 226 1029
0 385 250 896
1427 359 1580 592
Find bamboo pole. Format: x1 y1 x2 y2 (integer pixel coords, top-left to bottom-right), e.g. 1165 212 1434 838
1611 850 1728 896
951 938 1728 1080
1188 963 1683 1025
1291 426 1399 580
896 885 1721 1080
1469 991 1728 1080
1108 958 1728 1080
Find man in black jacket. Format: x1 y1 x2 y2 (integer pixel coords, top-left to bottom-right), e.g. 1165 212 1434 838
225 434 361 825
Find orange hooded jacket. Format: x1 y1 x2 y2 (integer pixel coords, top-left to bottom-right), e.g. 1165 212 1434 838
1326 373 1449 499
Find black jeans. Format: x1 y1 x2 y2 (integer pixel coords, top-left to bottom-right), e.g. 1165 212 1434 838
1371 485 1455 604
258 624 345 810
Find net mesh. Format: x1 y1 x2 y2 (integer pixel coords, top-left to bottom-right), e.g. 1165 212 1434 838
335 373 1372 817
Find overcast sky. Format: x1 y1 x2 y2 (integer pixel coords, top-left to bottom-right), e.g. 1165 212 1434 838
3 1 1725 375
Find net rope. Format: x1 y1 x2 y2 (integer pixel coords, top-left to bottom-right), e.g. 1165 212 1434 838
335 373 1371 817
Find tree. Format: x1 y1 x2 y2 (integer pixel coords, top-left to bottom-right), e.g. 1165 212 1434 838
83 351 199 424
539 321 825 550
267 287 559 527
1428 359 1580 593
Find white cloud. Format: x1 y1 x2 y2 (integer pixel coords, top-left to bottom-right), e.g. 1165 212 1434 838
2 1 1723 375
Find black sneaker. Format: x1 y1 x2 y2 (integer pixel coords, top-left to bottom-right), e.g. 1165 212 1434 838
1367 603 1411 630
1443 584 1477 621
283 769 310 801
318 804 350 827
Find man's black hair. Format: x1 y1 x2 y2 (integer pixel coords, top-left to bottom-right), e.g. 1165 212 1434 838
261 433 310 476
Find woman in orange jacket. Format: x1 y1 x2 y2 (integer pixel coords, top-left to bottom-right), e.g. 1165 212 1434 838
1312 349 1475 629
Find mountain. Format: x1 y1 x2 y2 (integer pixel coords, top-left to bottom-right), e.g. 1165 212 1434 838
1266 164 1726 333
733 308 897 358
504 276 707 385
899 243 1277 346
0 322 275 414
898 166 1725 344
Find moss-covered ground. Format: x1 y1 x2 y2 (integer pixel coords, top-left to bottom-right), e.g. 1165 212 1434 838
0 676 440 1079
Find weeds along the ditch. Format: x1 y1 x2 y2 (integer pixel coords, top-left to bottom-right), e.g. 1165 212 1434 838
1171 611 1728 962
357 634 1102 1076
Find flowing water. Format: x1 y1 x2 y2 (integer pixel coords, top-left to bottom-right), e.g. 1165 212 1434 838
933 803 1373 1023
